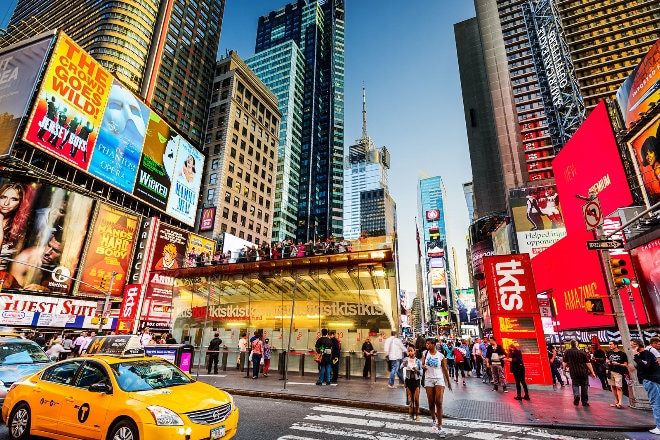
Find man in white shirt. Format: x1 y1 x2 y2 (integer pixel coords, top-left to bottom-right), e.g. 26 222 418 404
72 331 87 356
80 331 95 354
139 328 152 346
647 336 660 362
472 337 483 377
384 330 406 388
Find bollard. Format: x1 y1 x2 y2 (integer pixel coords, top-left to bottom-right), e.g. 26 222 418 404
344 355 351 380
371 355 376 383
299 353 305 376
278 351 286 376
221 350 228 371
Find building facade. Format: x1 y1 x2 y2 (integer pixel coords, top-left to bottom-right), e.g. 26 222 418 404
249 0 345 243
3 0 224 145
199 51 281 245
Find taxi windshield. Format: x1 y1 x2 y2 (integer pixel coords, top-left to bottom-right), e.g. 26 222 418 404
0 341 50 365
111 359 193 392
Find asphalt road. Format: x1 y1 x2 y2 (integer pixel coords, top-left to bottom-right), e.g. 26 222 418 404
0 395 650 439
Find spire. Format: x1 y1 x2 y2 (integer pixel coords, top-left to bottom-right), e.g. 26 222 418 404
357 82 374 150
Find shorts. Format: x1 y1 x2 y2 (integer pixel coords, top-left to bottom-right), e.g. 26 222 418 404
424 377 445 388
608 371 624 388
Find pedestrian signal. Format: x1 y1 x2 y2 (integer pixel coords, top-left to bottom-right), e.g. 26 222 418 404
609 259 630 289
584 297 605 313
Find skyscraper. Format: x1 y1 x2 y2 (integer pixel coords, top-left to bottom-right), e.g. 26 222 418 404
343 87 392 240
3 0 224 145
247 0 345 242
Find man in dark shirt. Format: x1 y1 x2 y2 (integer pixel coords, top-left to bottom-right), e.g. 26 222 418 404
329 330 341 384
591 343 610 390
207 332 223 374
361 337 375 378
606 341 628 408
315 329 333 385
563 339 596 407
630 338 660 434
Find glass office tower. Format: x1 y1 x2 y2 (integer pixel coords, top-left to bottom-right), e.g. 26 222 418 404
250 0 345 242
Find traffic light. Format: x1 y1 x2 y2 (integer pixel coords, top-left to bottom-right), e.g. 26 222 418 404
609 259 630 289
584 297 605 313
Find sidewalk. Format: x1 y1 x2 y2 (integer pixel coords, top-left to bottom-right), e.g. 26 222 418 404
196 366 656 432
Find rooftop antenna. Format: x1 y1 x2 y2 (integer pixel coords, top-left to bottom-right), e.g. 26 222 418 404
357 82 374 150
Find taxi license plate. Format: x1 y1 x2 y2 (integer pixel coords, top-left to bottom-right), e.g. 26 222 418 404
210 426 225 439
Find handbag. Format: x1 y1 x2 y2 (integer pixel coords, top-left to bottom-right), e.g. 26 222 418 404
314 352 323 363
260 356 265 365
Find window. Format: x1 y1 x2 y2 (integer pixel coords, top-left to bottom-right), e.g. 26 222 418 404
228 162 234 173
75 362 109 390
237 167 243 178
242 201 248 212
231 212 238 222
207 188 215 201
224 192 231 203
233 196 239 207
211 159 219 170
222 207 229 219
42 361 84 385
226 176 233 187
209 173 217 185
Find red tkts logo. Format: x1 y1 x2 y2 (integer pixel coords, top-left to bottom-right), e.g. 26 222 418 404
484 254 539 315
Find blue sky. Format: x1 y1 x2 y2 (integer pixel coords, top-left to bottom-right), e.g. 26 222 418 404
0 1 477 293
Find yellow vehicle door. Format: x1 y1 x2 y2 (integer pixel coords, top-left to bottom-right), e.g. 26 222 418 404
31 360 85 436
57 360 113 440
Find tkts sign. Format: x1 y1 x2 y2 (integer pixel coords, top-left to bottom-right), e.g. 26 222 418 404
483 254 539 316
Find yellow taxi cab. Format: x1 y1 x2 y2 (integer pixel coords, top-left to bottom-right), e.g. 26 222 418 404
1 335 238 440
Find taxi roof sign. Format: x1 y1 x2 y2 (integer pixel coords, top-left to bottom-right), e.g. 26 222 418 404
85 335 145 357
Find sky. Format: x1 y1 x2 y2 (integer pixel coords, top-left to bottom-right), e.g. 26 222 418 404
0 0 477 294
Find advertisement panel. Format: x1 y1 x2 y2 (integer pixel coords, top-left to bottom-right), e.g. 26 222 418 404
128 216 158 285
133 111 176 211
0 36 54 156
166 137 204 226
199 207 216 231
553 101 633 232
150 223 188 271
628 114 660 206
456 288 476 324
425 209 440 221
0 179 94 295
471 239 494 280
116 284 141 333
630 238 660 325
483 254 551 385
509 185 566 257
616 38 660 128
491 222 512 255
87 80 150 192
0 292 99 327
429 267 446 287
185 233 215 267
22 34 113 170
78 204 138 297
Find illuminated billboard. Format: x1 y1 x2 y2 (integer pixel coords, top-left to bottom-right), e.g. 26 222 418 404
151 223 188 271
0 35 54 156
199 207 216 232
616 37 660 128
509 185 566 257
78 204 138 297
630 238 660 325
166 136 204 225
23 34 113 170
185 233 215 267
553 101 633 232
628 114 660 206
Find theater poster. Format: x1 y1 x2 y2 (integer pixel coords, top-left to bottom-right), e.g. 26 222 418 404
78 204 138 297
22 33 113 170
87 80 150 193
166 137 204 226
150 223 188 271
185 233 215 267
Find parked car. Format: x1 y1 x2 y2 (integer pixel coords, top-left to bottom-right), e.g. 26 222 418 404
0 337 52 406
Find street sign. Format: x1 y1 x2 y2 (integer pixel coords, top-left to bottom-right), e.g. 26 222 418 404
582 198 603 231
586 239 624 250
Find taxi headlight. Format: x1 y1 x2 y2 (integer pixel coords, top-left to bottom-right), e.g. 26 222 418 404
146 405 184 426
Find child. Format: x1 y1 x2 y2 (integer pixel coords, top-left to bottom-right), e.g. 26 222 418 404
401 346 423 421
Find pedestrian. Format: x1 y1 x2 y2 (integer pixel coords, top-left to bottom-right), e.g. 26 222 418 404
315 328 333 386
606 341 628 409
165 333 177 344
60 333 73 361
329 330 340 384
263 338 272 376
485 336 507 392
72 331 86 356
80 331 94 354
361 337 376 378
34 333 46 349
444 340 455 379
45 338 65 361
384 330 406 388
139 328 152 346
479 338 491 383
401 346 422 421
647 336 660 362
547 343 565 389
563 339 596 407
207 332 222 374
422 337 451 438
591 342 610 391
629 338 660 435
506 342 529 401
453 341 467 386
472 337 483 377
237 333 248 370
251 333 263 379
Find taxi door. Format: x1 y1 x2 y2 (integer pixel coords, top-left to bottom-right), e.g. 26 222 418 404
30 360 84 436
57 360 113 440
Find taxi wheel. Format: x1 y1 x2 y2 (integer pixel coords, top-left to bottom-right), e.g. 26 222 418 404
109 419 139 440
8 403 30 440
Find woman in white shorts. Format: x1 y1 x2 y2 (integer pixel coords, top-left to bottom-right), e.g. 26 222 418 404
423 338 451 438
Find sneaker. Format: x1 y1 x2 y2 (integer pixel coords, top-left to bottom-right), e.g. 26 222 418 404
431 421 438 432
437 427 446 438
492 386 497 391
523 396 530 401
462 381 466 386
503 387 508 393
552 384 557 391
573 396 580 406
649 427 660 435
387 384 397 389
514 396 522 400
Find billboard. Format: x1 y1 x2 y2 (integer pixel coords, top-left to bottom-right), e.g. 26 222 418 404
185 233 215 267
471 238 494 280
429 267 446 287
491 221 512 255
151 223 188 271
616 38 660 128
0 36 54 156
0 292 102 328
509 185 566 257
199 207 216 232
553 101 633 232
22 33 113 170
628 114 660 206
128 216 158 285
116 284 141 333
87 80 150 192
456 288 476 324
425 209 440 221
630 238 660 325
78 204 138 297
0 179 94 294
166 136 204 225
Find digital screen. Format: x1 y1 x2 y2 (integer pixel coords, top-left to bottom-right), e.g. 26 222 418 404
501 337 540 354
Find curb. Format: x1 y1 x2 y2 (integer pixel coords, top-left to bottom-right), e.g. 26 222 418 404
223 388 653 433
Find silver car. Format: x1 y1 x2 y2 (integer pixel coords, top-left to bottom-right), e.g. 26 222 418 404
0 337 52 405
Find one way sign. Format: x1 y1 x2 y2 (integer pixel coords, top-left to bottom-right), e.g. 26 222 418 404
586 239 624 250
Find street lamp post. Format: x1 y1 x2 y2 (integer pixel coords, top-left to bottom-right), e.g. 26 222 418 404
626 280 644 343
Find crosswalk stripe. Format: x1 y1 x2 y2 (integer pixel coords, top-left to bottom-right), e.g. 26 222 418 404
291 421 458 439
